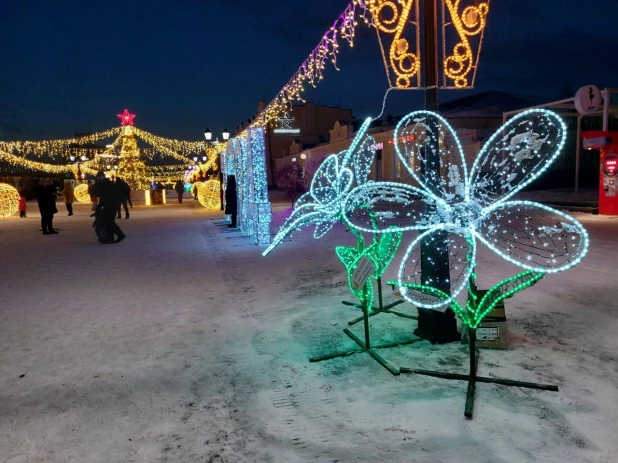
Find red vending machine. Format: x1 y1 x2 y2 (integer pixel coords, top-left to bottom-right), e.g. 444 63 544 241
582 131 618 215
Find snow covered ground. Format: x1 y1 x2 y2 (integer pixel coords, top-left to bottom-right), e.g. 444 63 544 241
0 195 617 463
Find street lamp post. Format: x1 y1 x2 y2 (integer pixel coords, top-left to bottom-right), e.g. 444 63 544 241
220 128 230 211
204 127 227 211
68 153 88 180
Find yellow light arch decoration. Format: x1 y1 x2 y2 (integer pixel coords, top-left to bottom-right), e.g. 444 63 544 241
0 117 227 182
74 183 91 203
0 183 20 218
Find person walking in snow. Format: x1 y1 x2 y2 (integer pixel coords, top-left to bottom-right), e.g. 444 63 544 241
174 179 184 203
87 180 98 212
18 192 27 218
35 178 58 234
92 171 126 244
59 182 75 216
114 177 131 219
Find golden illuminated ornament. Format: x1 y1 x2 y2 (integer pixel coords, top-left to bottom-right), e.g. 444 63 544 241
367 0 420 89
0 183 20 218
442 0 490 88
197 180 221 209
74 183 91 203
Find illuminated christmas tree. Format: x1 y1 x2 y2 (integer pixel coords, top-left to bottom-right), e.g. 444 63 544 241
117 126 149 190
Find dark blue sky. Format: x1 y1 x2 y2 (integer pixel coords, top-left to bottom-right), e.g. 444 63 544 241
1 0 617 141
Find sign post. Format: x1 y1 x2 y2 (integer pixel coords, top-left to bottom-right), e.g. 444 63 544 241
352 256 375 348
582 131 618 215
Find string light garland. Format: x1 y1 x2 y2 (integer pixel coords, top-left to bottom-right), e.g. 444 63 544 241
131 127 226 158
0 111 222 182
0 148 76 174
0 128 123 159
0 183 20 218
235 0 489 140
247 1 362 131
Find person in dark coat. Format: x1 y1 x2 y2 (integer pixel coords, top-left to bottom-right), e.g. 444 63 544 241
114 177 131 219
224 175 237 228
34 178 59 234
92 172 126 243
174 180 185 203
34 179 58 235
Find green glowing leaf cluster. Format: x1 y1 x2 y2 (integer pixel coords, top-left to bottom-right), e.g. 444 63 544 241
336 224 403 308
391 270 543 329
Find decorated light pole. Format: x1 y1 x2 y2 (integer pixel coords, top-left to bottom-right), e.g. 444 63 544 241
416 0 459 344
220 128 230 211
68 153 88 180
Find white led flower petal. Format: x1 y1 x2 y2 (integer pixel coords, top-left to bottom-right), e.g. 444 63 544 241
263 203 325 256
468 109 567 209
314 220 336 239
398 226 476 309
474 200 589 273
351 132 377 185
343 181 444 234
340 117 374 181
263 118 375 256
310 154 341 205
394 111 468 206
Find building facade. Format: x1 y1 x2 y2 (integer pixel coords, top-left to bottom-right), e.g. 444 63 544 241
236 102 353 186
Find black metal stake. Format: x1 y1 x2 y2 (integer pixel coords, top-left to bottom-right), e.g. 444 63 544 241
346 277 417 326
310 285 422 375
401 326 559 419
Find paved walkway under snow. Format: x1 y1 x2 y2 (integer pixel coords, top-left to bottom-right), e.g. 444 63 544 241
1 200 617 463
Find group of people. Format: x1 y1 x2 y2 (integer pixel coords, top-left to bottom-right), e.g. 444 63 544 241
90 172 128 243
27 173 130 243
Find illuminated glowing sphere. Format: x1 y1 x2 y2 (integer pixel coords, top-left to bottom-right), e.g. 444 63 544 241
198 180 221 209
0 183 20 218
74 184 91 203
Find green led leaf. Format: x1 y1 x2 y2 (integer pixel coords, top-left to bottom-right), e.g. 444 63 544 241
335 245 361 272
470 270 544 329
336 243 376 309
371 229 403 278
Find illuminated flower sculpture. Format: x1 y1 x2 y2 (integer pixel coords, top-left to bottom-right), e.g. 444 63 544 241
343 109 589 326
263 118 376 256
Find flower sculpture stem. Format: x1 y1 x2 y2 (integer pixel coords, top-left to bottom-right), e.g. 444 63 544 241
401 268 560 419
309 220 421 375
342 221 417 326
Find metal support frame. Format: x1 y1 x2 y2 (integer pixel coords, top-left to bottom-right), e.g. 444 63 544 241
575 115 582 193
400 329 559 418
344 276 417 326
310 288 422 375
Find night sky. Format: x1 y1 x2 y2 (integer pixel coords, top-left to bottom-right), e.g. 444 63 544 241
1 0 617 141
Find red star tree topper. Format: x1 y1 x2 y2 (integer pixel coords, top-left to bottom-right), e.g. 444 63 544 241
117 109 136 126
